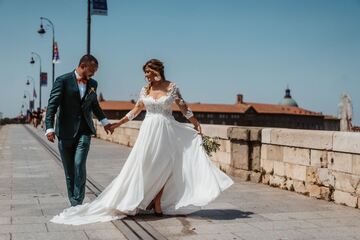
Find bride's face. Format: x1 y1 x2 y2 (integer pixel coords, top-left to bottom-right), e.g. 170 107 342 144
144 67 158 82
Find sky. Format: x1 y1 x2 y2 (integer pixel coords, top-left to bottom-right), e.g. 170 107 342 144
0 0 359 125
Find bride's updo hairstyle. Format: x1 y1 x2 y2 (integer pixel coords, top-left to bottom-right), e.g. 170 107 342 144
143 59 166 95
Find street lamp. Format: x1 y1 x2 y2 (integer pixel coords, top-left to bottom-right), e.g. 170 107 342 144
20 100 28 120
26 75 35 87
23 90 32 111
38 17 55 87
30 52 42 109
21 101 28 112
26 75 36 110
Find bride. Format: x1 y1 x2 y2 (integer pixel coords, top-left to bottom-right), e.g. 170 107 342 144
50 59 234 225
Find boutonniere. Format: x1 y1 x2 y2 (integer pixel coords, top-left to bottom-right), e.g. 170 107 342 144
89 87 96 94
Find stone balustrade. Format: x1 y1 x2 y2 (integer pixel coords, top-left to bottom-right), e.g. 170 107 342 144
94 120 360 209
261 128 360 208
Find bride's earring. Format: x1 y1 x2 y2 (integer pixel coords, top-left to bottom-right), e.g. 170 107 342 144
154 76 161 81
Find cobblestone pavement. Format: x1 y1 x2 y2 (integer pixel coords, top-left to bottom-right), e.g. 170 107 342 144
1 125 360 240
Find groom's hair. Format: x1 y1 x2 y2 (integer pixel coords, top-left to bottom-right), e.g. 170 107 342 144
78 54 98 66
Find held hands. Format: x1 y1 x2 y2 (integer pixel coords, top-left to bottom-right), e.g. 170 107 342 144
104 123 115 135
108 122 121 133
46 132 56 143
103 120 123 135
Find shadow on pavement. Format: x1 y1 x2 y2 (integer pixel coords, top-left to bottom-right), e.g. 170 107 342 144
189 209 254 220
135 209 254 221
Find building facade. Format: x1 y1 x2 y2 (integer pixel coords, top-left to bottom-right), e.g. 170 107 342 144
99 88 340 131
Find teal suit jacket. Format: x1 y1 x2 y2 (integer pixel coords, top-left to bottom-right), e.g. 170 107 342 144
45 71 106 139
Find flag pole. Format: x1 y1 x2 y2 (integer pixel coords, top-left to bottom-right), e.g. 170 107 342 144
87 0 91 54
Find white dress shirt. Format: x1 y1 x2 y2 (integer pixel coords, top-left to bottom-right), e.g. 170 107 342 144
74 70 87 99
45 70 109 136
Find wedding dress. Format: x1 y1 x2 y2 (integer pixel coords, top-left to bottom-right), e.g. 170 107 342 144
50 82 234 225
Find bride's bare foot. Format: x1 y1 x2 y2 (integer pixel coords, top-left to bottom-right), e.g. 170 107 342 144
154 199 163 216
153 186 164 216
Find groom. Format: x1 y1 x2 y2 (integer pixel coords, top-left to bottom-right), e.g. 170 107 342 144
45 54 113 206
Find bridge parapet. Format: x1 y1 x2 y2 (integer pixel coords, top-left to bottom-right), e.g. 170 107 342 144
261 128 360 208
94 120 360 209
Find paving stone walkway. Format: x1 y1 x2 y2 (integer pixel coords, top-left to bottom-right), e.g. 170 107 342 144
1 125 360 240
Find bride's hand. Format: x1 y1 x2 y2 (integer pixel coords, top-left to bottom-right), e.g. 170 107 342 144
109 122 121 132
194 123 202 135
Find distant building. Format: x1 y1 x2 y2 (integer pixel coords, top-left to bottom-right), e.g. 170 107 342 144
352 126 360 132
99 88 340 131
279 87 298 107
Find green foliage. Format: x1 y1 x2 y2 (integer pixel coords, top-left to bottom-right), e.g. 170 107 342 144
201 135 221 157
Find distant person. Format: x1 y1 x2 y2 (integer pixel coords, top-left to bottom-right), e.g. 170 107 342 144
32 109 39 128
40 107 46 130
26 109 33 124
36 108 42 128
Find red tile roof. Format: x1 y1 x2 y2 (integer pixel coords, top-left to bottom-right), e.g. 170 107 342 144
100 101 136 111
100 100 325 117
245 102 322 116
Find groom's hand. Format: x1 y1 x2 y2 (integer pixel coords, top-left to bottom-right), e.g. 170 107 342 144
46 132 56 143
104 123 114 135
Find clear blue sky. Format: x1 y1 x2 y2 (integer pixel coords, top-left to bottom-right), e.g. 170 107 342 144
0 0 359 124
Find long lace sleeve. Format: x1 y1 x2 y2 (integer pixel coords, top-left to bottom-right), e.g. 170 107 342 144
171 84 194 119
126 87 145 121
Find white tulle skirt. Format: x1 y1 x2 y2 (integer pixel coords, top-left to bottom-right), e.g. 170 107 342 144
50 114 234 225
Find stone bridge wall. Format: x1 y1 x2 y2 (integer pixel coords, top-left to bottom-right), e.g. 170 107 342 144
261 128 360 208
94 120 360 209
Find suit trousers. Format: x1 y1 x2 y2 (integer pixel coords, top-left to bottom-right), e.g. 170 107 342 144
58 134 91 206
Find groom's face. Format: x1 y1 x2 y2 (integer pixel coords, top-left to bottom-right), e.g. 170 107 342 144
82 61 98 79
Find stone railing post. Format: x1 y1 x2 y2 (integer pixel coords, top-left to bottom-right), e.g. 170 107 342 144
227 127 262 182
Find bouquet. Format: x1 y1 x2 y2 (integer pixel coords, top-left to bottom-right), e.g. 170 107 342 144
201 135 221 157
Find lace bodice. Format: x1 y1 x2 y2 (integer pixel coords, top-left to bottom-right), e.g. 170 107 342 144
126 82 193 120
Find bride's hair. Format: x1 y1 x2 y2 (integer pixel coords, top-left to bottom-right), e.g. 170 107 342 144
143 59 166 95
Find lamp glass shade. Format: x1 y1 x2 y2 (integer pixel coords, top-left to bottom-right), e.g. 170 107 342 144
38 24 46 35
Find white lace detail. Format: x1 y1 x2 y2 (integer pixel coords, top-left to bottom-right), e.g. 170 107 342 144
183 109 194 119
136 87 146 106
125 87 145 121
126 111 135 121
126 83 193 121
170 84 194 119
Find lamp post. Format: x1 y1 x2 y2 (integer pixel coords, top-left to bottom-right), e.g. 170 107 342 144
21 101 28 113
30 52 42 109
26 76 35 110
20 101 28 122
87 0 91 54
23 90 31 110
38 17 55 87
